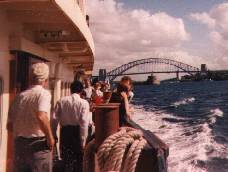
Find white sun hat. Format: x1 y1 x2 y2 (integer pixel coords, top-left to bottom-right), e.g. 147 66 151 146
31 63 49 82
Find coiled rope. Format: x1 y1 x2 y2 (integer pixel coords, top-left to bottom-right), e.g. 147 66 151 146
83 127 147 172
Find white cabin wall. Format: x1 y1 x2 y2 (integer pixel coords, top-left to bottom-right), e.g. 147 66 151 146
0 9 75 171
0 9 11 172
59 64 75 82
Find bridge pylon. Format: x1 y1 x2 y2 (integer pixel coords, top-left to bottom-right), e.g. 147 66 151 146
99 69 107 81
176 70 180 80
200 64 208 76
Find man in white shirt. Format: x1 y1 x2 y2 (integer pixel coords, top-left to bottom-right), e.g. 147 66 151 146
8 63 54 172
52 81 90 172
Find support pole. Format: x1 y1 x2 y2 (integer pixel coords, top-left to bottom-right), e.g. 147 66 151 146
94 103 120 149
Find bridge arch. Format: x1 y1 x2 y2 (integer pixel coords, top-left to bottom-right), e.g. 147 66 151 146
107 58 200 81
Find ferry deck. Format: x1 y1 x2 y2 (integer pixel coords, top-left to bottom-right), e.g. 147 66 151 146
0 1 94 171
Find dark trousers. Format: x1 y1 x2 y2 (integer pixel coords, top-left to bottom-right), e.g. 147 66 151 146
14 136 52 172
60 125 83 172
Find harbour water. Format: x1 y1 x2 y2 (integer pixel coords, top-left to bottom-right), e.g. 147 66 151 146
132 81 228 172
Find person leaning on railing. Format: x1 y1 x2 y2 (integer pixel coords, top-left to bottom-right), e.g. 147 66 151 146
109 83 133 126
119 76 135 103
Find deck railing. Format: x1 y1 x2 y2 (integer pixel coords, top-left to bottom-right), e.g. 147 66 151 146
126 119 169 172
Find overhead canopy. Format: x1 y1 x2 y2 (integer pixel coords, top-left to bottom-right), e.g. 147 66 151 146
0 0 95 73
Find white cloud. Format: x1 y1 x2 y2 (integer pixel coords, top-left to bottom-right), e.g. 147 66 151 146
210 31 228 52
87 0 191 74
210 3 228 31
190 2 228 64
190 12 215 28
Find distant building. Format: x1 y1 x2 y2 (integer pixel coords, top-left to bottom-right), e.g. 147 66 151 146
201 64 207 75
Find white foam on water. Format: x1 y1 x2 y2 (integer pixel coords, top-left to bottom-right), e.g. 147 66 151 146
172 97 195 107
132 106 228 172
208 108 224 124
210 108 224 117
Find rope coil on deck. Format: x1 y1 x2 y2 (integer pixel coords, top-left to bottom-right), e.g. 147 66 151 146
83 127 147 172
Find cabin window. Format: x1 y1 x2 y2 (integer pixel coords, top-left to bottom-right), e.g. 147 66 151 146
11 51 48 92
0 77 3 147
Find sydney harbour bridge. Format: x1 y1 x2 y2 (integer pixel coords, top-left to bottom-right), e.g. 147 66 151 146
96 58 206 82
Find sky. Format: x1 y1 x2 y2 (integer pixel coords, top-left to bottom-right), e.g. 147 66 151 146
86 0 228 79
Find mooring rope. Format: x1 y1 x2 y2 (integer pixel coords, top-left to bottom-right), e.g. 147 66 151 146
83 127 147 172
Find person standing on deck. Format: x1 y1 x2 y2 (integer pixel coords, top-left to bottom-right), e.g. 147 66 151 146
52 81 90 172
93 82 103 97
83 78 93 101
91 82 103 104
7 63 54 172
101 82 110 92
82 78 95 143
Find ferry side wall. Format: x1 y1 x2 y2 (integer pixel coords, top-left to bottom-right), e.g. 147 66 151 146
0 9 75 172
0 9 12 172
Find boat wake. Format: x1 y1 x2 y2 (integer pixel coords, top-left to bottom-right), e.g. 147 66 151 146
132 106 228 172
208 108 223 124
172 97 195 107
